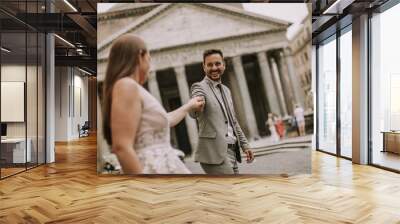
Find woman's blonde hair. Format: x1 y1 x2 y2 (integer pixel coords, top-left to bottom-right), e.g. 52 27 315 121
102 34 147 145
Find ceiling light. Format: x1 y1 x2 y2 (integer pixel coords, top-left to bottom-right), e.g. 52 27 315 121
63 0 78 12
1 47 11 53
76 48 86 55
54 34 75 48
78 67 92 76
323 0 355 15
323 0 343 14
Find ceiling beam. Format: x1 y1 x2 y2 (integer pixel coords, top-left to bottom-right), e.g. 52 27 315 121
67 13 97 46
55 55 96 72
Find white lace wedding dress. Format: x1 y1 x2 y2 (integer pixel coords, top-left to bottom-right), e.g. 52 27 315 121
133 82 191 174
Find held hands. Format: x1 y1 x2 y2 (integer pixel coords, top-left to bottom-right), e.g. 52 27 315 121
188 96 205 112
243 148 255 163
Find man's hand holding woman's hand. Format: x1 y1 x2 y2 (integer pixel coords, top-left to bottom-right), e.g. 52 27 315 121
188 96 205 112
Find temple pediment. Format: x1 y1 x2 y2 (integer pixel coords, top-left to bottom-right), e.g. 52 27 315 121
98 3 289 59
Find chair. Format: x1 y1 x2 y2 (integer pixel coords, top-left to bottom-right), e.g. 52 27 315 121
79 121 90 138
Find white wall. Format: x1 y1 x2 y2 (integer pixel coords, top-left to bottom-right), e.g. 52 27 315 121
55 66 69 141
1 63 46 164
1 65 26 135
73 70 89 139
54 67 89 141
1 65 36 138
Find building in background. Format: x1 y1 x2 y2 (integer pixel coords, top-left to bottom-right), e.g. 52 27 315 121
289 9 312 113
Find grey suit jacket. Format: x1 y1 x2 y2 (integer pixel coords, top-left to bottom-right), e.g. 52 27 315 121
190 77 250 164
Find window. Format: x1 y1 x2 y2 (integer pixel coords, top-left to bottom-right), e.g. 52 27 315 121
371 3 400 171
0 1 46 179
339 27 352 158
317 35 337 154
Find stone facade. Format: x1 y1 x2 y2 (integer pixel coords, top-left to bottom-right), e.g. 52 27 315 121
97 3 311 155
289 7 313 112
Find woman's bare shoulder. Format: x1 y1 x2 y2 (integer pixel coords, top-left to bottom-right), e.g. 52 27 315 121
114 77 138 91
112 77 141 103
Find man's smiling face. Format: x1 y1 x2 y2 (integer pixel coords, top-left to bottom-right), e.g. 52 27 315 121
203 53 225 81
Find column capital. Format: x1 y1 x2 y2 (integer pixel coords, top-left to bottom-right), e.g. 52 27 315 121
173 65 186 76
149 71 156 78
148 70 156 80
256 51 268 63
232 55 242 63
283 47 294 57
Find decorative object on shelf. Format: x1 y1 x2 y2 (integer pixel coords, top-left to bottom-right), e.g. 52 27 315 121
103 162 115 173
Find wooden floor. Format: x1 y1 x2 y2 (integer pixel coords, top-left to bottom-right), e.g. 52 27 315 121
373 151 400 171
1 167 26 178
1 163 46 178
1 135 400 223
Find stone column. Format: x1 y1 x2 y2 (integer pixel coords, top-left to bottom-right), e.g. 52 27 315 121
270 57 288 116
174 65 198 151
283 48 306 108
257 51 281 116
147 70 162 103
232 56 259 140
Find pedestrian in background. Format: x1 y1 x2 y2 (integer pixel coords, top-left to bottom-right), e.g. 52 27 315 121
274 114 285 139
294 104 306 136
266 113 279 142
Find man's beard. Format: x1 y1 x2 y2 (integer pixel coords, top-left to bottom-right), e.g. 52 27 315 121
207 70 222 81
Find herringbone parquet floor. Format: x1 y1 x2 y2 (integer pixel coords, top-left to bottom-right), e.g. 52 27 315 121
1 135 400 223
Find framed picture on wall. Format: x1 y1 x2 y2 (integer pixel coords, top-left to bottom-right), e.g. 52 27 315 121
1 81 25 122
97 3 313 175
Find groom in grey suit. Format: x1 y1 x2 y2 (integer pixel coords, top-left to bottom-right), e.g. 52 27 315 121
190 49 254 174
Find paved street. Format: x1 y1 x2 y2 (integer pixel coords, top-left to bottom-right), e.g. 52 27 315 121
184 135 312 175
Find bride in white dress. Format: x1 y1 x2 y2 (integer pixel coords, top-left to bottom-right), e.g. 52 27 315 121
101 34 204 174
